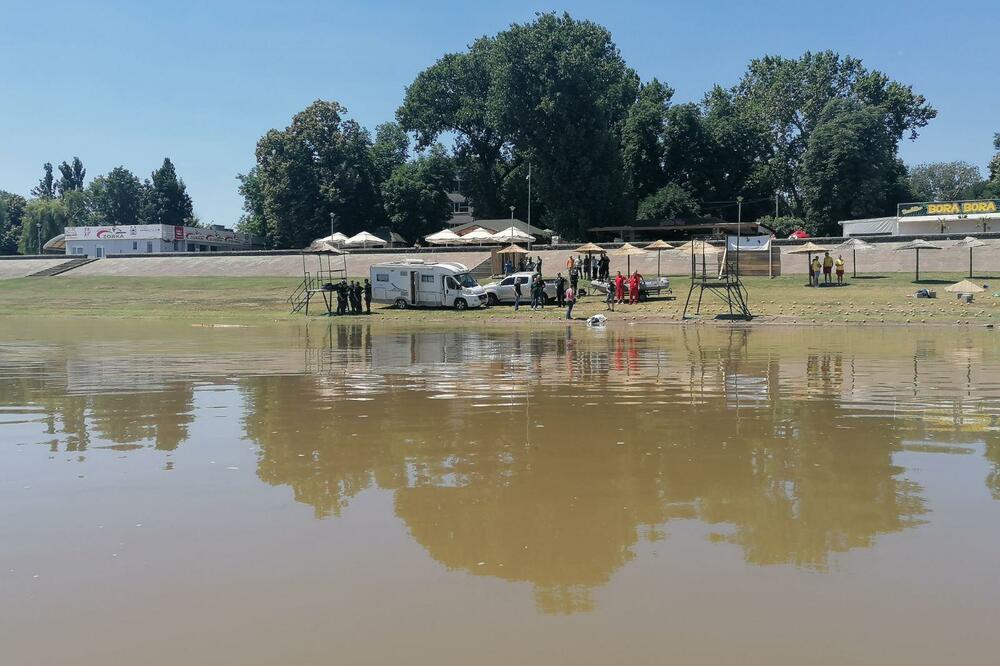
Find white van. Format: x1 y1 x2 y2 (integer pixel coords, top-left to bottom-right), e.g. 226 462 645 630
370 259 488 310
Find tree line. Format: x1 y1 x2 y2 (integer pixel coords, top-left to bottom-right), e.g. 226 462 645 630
238 13 1000 248
0 158 195 254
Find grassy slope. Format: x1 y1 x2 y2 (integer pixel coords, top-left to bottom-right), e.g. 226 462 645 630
0 273 998 325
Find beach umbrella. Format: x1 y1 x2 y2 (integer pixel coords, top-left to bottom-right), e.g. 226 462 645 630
344 231 386 248
491 226 535 244
644 240 674 278
424 228 466 246
787 241 829 283
611 242 648 275
894 239 942 282
496 243 529 255
674 240 723 278
945 279 986 295
953 237 988 278
461 228 496 244
574 242 604 254
835 237 875 278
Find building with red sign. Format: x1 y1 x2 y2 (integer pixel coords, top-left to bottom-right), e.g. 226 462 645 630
64 225 262 257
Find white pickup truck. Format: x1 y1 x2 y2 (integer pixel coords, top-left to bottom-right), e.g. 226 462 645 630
482 272 560 305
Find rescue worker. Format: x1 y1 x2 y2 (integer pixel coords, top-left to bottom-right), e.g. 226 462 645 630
628 270 642 305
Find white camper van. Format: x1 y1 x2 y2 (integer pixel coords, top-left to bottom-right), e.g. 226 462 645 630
370 259 488 310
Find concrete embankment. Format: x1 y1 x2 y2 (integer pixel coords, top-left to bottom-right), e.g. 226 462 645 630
4 236 1000 280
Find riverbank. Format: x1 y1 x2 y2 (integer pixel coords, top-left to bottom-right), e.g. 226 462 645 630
2 273 998 326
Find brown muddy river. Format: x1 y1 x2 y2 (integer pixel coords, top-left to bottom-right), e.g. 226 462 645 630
1 318 998 665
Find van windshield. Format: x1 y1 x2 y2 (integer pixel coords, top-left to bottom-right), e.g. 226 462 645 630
455 273 478 288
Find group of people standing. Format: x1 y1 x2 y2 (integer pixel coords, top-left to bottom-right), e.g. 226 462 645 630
334 278 372 315
604 270 643 311
808 251 846 287
502 255 544 275
565 253 609 281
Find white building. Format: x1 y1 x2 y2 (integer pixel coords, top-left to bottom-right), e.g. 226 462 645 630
64 224 260 257
840 200 1000 237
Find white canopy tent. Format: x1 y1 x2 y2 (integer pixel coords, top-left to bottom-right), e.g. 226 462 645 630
424 229 466 246
343 231 387 248
491 226 535 244
460 228 497 244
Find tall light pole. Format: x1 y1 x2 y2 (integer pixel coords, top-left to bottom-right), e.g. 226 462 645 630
36 222 41 255
736 196 743 277
526 163 531 231
329 212 337 237
509 205 515 222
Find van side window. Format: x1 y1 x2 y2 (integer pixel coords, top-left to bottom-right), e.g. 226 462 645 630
375 273 389 282
500 277 514 286
446 277 459 289
516 277 529 284
421 275 435 283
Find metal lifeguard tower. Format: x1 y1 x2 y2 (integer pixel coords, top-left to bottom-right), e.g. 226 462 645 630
288 247 348 315
681 239 752 320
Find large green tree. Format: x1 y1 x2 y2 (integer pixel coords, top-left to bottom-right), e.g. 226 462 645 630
19 198 68 254
236 167 266 238
801 99 904 233
370 122 410 185
381 145 455 242
726 51 936 217
637 183 702 220
397 38 512 218
250 100 380 248
0 191 27 254
908 161 984 201
621 79 673 210
989 133 1000 183
30 163 56 199
143 158 194 226
86 166 145 226
56 157 86 195
489 13 640 238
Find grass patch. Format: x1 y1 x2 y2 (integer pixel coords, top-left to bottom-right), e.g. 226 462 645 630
0 272 997 326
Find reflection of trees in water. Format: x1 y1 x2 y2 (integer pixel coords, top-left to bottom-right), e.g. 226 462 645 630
983 436 1000 500
241 328 932 613
0 357 194 455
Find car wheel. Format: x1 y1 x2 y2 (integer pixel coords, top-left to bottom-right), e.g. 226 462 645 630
454 298 467 310
487 293 499 306
394 298 408 309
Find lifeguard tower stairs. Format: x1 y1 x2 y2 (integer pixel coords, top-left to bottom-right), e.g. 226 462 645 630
288 252 348 315
682 242 752 320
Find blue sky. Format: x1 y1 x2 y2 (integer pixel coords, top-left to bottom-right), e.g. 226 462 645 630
2 0 997 225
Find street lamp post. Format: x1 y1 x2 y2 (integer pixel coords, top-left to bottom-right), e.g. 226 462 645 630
36 222 41 255
509 205 515 222
736 196 743 277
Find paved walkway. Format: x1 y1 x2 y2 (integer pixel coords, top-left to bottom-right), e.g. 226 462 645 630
5 238 1000 280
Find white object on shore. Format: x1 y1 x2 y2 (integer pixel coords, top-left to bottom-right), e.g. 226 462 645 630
587 314 607 327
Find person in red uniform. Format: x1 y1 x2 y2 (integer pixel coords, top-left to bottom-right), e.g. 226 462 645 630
614 271 625 304
628 271 641 305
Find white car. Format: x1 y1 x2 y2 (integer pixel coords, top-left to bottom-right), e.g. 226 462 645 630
483 272 560 306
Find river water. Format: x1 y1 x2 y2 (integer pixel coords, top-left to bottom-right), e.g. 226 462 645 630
1 318 998 665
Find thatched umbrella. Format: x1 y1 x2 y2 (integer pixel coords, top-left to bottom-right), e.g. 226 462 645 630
574 242 604 254
786 241 829 284
496 243 529 274
953 237 988 278
611 242 648 275
835 237 875 278
894 238 942 281
945 279 985 295
674 240 722 278
644 239 674 278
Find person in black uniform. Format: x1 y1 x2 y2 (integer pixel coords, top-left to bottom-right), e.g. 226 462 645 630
336 279 349 315
363 278 372 314
555 272 566 307
352 281 363 314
